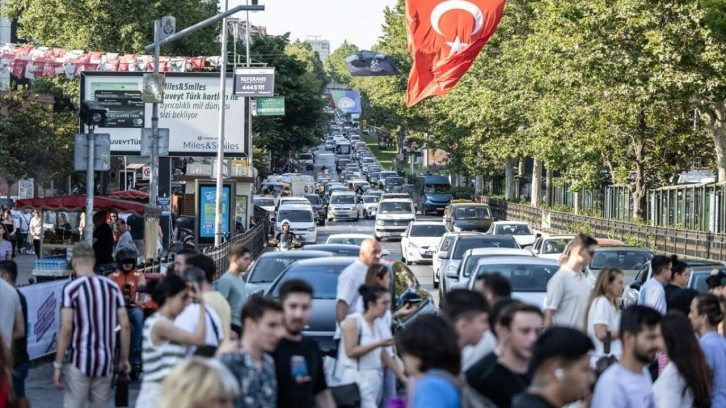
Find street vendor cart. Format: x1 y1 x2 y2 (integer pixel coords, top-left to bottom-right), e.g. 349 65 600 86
16 195 162 280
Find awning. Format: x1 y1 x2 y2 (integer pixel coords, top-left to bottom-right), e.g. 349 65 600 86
108 189 149 202
16 196 161 216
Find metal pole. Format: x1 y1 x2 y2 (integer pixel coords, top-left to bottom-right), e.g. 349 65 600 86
85 126 95 244
214 0 230 247
150 20 161 209
246 1 253 168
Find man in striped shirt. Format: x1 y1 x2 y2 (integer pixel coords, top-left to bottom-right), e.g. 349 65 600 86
53 242 131 408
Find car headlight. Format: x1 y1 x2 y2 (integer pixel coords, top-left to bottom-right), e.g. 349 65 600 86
307 227 316 232
446 264 458 277
376 219 384 226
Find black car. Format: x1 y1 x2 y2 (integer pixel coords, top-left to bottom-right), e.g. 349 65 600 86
300 244 361 257
265 257 437 354
304 194 327 225
443 203 494 233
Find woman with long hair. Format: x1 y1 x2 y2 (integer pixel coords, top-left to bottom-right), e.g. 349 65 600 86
2 210 16 258
135 274 207 408
653 311 712 407
338 284 398 408
0 225 12 261
584 267 624 366
690 293 726 407
160 358 238 408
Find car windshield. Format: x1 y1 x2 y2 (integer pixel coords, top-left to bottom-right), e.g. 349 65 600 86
328 237 369 245
270 264 349 299
305 195 321 205
410 224 448 237
541 238 571 254
424 184 450 194
277 209 313 223
379 202 414 214
494 224 533 235
331 195 356 204
299 153 312 160
590 250 654 271
454 238 518 258
257 183 282 194
363 196 380 204
386 177 404 186
336 145 351 154
254 198 275 207
248 257 302 283
455 206 491 220
475 263 558 292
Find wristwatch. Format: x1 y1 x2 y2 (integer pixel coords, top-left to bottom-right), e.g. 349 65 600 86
53 361 63 370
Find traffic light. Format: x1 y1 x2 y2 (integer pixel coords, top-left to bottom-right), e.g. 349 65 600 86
80 100 108 127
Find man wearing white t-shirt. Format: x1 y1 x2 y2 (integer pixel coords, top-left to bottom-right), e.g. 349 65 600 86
335 238 383 332
637 255 672 315
544 233 598 329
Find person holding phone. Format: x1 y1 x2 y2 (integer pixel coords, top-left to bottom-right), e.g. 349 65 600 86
174 266 224 357
136 274 207 408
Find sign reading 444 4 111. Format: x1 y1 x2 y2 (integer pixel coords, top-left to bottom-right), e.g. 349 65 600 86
80 72 249 156
233 67 275 97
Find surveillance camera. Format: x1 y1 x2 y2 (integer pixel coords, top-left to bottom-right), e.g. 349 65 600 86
80 100 108 127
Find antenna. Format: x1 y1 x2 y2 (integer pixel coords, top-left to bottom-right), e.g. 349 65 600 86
306 35 322 41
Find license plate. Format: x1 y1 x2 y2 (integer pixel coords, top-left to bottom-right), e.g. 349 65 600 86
425 251 432 255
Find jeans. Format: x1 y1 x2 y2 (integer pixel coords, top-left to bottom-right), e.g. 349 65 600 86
12 362 29 398
128 307 144 364
379 367 397 408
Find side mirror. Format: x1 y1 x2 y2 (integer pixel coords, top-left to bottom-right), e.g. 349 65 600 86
445 268 459 278
536 233 542 238
400 232 407 237
523 245 533 250
416 210 422 215
381 249 391 257
438 251 449 260
629 282 641 290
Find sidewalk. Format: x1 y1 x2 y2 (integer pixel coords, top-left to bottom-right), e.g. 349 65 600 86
24 363 141 407
14 251 39 287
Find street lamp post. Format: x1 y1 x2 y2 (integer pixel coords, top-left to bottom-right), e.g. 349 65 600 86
213 0 230 247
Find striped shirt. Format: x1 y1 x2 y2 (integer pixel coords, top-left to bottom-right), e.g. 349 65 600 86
61 275 123 377
141 313 186 382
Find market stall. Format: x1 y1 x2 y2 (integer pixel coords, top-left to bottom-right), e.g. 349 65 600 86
16 196 162 280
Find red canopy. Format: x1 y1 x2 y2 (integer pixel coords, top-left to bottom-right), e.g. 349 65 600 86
108 189 149 202
16 195 154 216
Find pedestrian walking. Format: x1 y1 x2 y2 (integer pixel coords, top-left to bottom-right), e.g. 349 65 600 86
591 305 661 408
186 253 232 340
136 275 207 408
92 212 115 274
512 327 595 408
584 267 623 367
653 312 713 408
637 255 672 315
113 219 136 256
338 285 398 408
53 243 131 408
219 244 252 337
218 295 284 408
29 210 42 257
175 266 224 357
159 358 239 408
689 293 726 407
441 289 490 356
3 209 17 258
464 273 512 370
544 233 597 329
273 279 336 408
0 225 13 260
0 261 27 402
15 209 30 255
336 239 382 336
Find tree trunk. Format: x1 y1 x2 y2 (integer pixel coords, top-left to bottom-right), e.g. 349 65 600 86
518 158 525 177
545 165 554 207
505 157 515 201
704 102 726 182
475 175 484 196
573 191 580 215
531 158 542 208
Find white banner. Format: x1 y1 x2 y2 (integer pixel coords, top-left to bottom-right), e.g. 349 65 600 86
19 280 68 360
80 72 248 156
18 178 34 199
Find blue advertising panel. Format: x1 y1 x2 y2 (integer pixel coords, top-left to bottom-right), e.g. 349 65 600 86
197 184 232 244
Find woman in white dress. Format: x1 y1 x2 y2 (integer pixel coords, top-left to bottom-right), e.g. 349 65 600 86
584 267 624 367
338 285 399 408
653 312 712 408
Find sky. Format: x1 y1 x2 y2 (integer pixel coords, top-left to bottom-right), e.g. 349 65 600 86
225 0 398 51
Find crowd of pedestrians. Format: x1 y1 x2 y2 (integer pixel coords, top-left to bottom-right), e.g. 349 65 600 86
0 233 725 408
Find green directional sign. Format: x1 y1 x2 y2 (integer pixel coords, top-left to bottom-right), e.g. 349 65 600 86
256 96 285 116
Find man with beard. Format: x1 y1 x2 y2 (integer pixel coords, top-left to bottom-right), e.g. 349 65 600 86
591 305 661 408
272 279 336 408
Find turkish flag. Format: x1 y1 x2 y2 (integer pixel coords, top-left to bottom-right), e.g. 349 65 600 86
405 0 506 107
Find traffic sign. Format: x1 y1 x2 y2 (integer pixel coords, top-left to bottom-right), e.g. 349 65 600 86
140 128 170 157
233 67 275 97
74 133 112 171
255 96 285 116
142 166 151 180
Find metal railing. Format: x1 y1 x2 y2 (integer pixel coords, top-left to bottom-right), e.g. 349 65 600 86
483 197 726 261
202 208 270 280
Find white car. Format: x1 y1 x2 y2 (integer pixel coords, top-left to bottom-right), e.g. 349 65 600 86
400 222 449 265
529 235 574 260
374 199 417 240
275 204 317 244
326 234 374 246
253 195 276 213
357 195 381 219
487 221 540 247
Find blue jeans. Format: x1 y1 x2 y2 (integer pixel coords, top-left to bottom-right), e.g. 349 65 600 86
12 362 29 398
379 367 397 408
128 307 144 364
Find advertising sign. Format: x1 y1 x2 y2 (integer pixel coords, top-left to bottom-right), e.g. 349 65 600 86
19 280 68 360
330 90 362 115
80 72 248 156
233 67 275 97
256 96 285 116
196 183 232 245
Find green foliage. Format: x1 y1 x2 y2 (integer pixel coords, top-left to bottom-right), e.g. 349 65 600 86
324 40 358 86
3 0 220 55
568 221 596 237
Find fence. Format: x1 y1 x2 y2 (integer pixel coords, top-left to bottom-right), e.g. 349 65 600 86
202 208 270 280
483 197 726 262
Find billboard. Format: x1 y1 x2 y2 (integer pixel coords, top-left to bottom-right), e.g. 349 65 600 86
196 182 233 245
330 90 362 115
345 50 398 76
80 72 249 156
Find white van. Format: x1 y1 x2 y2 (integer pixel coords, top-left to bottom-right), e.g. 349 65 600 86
374 198 417 240
328 191 358 221
282 175 316 196
276 203 317 244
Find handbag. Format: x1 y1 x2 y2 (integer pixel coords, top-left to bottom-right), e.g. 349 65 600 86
595 331 618 376
330 382 362 408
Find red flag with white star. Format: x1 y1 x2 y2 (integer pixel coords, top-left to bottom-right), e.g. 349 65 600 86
405 0 506 107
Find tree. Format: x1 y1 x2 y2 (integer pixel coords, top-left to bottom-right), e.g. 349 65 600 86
3 0 220 56
325 40 359 86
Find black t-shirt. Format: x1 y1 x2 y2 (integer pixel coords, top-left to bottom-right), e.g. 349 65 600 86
13 290 29 367
472 362 529 408
664 284 681 308
272 336 328 408
126 215 145 240
511 392 556 408
93 223 115 264
668 288 699 316
465 352 499 385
